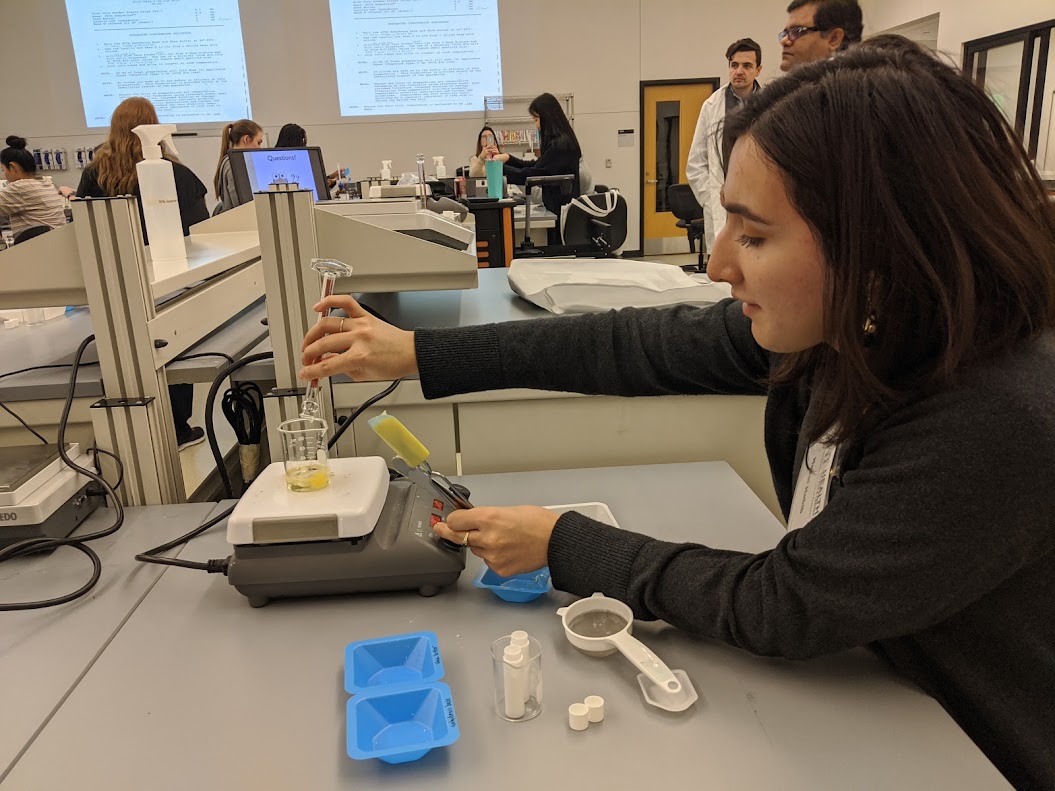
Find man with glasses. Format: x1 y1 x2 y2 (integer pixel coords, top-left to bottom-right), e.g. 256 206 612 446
687 38 763 258
779 0 863 72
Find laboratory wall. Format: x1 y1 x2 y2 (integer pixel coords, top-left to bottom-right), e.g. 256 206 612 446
7 0 800 251
860 0 1055 176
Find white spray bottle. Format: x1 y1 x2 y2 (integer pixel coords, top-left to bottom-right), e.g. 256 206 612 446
132 124 187 267
432 156 447 179
380 160 392 181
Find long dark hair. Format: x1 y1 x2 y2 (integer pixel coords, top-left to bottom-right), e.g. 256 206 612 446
527 93 581 159
475 125 501 157
723 36 1055 446
275 123 307 148
2 136 36 174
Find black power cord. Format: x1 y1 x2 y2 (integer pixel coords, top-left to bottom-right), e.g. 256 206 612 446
172 352 236 365
0 400 49 444
0 335 125 611
134 503 234 573
205 352 275 499
0 353 103 445
0 359 100 383
328 378 403 450
89 446 124 493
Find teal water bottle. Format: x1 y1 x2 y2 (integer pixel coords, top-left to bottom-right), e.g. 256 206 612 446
485 159 503 199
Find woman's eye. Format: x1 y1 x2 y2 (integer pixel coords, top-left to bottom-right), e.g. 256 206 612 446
736 234 763 249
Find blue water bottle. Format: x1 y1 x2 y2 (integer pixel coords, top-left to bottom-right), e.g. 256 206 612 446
485 159 503 199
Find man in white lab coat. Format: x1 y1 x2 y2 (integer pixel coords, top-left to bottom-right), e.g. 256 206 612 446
686 38 762 256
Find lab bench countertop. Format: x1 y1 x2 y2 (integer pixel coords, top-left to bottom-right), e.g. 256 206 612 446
0 502 215 780
0 463 1010 790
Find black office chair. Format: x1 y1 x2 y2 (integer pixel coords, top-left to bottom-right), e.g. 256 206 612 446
515 174 578 258
666 184 706 273
13 225 52 245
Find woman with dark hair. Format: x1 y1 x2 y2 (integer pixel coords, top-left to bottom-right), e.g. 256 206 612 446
275 123 307 149
213 119 264 213
300 39 1055 786
0 136 66 236
468 125 501 178
77 97 210 450
486 92 582 218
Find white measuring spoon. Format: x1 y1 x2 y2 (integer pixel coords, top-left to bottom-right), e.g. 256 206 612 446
557 593 697 710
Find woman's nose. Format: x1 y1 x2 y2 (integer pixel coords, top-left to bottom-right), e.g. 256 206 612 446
706 227 739 285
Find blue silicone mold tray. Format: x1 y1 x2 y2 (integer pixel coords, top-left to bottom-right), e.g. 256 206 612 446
472 565 552 603
346 682 459 764
344 631 445 695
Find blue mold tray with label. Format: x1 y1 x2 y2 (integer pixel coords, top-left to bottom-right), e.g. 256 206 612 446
344 631 445 695
344 631 459 764
347 682 459 764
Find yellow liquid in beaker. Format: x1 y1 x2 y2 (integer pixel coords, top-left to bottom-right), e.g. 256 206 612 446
285 463 330 492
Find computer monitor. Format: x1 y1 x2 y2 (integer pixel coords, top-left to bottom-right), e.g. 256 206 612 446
228 147 330 204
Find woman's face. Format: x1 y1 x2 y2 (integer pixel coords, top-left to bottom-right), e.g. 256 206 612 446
707 135 826 353
1 162 12 182
531 114 540 130
239 131 265 149
480 131 496 148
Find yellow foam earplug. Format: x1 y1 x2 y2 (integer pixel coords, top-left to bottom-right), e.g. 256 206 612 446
368 411 430 468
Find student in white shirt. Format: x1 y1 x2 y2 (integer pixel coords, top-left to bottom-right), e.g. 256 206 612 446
0 136 66 237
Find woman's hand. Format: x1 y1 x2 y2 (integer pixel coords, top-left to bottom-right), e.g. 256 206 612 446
57 186 76 199
432 506 559 576
299 295 418 382
492 152 510 163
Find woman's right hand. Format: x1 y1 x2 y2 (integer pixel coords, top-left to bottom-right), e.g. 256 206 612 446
299 295 418 383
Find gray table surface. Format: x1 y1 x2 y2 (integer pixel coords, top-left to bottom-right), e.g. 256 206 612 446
1 463 1009 790
0 502 215 782
0 301 268 401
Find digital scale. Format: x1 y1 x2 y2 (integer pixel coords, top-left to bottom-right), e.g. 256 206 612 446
225 457 466 607
0 444 102 548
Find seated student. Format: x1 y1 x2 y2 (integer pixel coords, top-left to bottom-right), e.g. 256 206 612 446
0 136 66 235
487 93 581 215
468 126 501 178
213 119 264 213
300 38 1055 789
76 96 210 450
275 123 337 189
275 123 307 148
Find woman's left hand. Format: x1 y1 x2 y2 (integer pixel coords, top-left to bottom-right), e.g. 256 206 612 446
432 506 558 576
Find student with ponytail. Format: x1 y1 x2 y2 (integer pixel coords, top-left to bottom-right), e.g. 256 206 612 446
213 119 264 213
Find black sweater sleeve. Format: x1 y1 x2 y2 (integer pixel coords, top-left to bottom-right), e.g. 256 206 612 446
547 367 1055 660
415 299 771 400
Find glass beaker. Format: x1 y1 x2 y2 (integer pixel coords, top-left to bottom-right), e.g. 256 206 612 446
490 635 543 722
22 308 46 326
277 417 330 492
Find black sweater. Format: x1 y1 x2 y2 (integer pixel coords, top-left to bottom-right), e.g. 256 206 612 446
76 161 208 244
415 299 1055 790
503 147 580 215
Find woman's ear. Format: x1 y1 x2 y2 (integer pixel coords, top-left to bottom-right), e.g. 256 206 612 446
239 135 253 147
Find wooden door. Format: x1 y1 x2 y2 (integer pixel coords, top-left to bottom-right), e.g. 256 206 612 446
640 80 716 255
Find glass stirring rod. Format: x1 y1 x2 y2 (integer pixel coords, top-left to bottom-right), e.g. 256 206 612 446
301 258 354 419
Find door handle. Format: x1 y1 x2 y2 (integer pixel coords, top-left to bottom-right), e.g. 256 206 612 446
645 178 659 184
